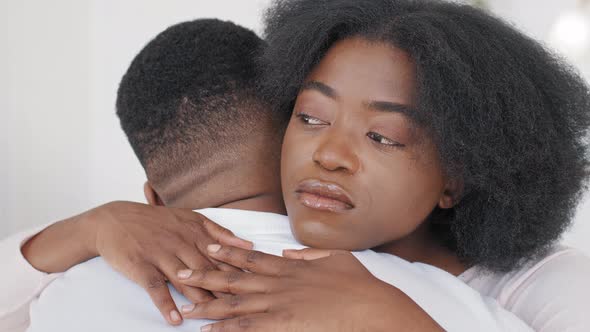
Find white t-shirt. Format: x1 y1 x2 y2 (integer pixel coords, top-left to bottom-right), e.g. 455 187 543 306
26 208 531 332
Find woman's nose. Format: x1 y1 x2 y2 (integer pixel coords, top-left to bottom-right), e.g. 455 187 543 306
312 131 360 174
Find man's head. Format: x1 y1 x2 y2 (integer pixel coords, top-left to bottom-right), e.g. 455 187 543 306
116 19 287 210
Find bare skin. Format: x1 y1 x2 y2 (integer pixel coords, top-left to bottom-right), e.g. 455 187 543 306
178 245 443 332
281 37 465 275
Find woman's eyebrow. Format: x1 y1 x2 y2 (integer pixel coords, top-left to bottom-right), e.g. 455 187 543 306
300 80 339 100
367 100 415 117
300 80 415 118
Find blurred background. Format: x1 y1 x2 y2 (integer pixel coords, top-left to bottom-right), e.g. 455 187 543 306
1 0 589 255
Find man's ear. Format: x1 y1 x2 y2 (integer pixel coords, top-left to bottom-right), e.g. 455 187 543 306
438 178 463 209
143 181 164 206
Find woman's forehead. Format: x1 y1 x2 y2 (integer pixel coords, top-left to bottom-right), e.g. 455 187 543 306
305 37 417 106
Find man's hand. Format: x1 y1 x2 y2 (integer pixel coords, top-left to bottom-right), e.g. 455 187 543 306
177 245 443 332
22 201 252 325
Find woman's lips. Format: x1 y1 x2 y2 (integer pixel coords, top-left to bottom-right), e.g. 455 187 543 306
295 179 354 212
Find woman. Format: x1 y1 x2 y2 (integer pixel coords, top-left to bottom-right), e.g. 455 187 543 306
175 0 590 331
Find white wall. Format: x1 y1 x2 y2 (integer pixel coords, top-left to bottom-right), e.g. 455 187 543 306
0 0 91 235
1 0 589 256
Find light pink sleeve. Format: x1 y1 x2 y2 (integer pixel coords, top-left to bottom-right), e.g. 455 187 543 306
0 224 62 332
503 249 590 332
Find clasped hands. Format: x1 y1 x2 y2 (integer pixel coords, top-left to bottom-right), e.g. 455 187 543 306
88 202 436 331
177 244 392 332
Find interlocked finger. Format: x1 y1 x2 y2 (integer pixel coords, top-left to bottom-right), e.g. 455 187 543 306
181 294 270 320
177 268 276 294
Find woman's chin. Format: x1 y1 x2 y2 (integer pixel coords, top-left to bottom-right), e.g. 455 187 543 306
290 219 364 251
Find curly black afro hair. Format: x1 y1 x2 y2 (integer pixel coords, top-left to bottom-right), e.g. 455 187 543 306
116 19 283 183
261 0 590 272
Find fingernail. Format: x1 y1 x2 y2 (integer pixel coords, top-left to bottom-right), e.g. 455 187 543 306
201 324 212 332
170 309 181 322
177 269 193 279
207 244 221 253
181 304 195 313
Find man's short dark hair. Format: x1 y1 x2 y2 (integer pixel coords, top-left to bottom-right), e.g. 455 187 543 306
116 19 282 183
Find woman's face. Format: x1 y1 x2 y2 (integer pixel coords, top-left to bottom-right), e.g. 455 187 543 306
281 37 456 251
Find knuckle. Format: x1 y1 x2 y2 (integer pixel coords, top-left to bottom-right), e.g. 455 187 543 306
200 216 210 227
278 310 294 322
153 294 174 309
244 250 262 271
189 219 205 233
125 253 141 266
220 246 234 259
194 265 215 282
274 260 304 278
291 259 307 270
145 275 166 289
215 262 231 271
276 262 296 277
228 294 242 309
225 272 241 293
187 289 212 303
199 264 217 273
226 271 241 283
246 250 260 264
198 218 212 232
238 316 252 329
194 302 210 316
187 226 206 242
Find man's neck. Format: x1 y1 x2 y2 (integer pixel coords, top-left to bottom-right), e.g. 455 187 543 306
162 170 286 215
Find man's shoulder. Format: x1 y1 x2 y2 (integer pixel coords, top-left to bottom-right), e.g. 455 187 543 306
31 258 207 332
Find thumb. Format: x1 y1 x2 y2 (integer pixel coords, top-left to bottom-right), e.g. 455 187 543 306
282 248 347 260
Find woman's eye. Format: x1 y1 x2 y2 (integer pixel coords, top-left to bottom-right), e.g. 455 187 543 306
297 113 328 125
367 132 404 147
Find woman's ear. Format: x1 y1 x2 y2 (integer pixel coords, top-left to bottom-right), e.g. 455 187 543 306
438 178 463 209
143 181 164 206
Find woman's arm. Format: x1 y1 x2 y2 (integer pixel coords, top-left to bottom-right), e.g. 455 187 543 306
177 245 533 332
20 210 97 273
0 223 62 332
0 201 252 328
180 245 443 332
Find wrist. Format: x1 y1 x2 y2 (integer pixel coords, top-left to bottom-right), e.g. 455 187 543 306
21 209 100 273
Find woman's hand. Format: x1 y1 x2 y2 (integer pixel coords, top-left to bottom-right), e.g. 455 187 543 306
22 201 252 325
177 245 443 332
92 201 257 324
